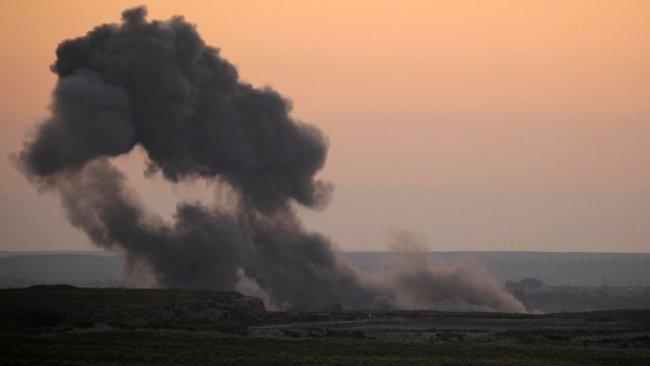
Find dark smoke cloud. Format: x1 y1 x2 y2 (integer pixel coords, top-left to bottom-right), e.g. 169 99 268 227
16 6 524 312
21 6 329 212
53 159 381 309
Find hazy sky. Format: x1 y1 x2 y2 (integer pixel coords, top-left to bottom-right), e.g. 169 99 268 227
1 1 649 252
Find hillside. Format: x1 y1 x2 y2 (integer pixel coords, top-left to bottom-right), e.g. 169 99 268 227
1 286 649 365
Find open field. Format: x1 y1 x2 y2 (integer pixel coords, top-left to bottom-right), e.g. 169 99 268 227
1 286 649 365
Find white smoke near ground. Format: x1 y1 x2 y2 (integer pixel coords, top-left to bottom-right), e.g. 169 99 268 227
373 231 526 313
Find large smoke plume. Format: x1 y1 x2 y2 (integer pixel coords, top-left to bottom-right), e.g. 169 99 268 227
15 7 524 313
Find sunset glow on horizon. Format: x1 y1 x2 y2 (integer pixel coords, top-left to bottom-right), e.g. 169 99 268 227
1 1 649 252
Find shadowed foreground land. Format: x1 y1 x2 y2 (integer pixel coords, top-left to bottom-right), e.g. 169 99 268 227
1 287 649 365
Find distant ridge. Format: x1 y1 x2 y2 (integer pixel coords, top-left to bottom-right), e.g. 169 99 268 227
2 251 650 288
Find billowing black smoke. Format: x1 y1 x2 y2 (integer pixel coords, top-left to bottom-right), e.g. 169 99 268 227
23 6 328 212
16 7 524 312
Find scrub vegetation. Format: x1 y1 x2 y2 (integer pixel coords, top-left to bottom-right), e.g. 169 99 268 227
1 286 649 365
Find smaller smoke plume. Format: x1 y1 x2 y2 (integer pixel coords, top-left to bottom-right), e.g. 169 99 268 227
375 231 525 313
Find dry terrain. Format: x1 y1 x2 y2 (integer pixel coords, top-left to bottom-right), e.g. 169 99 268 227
1 286 649 365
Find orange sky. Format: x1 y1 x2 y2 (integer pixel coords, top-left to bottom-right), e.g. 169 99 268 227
1 1 649 252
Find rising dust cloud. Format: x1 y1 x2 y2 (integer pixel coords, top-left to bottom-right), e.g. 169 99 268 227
15 7 524 313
